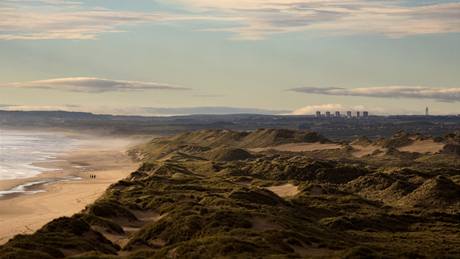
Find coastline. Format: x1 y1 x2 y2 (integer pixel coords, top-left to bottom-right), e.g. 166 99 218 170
0 135 145 244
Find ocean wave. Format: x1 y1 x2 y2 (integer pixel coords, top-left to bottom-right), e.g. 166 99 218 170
0 176 83 198
0 130 77 180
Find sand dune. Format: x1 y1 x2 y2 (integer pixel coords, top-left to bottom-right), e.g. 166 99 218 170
351 144 386 158
351 139 445 157
266 183 300 197
398 140 445 154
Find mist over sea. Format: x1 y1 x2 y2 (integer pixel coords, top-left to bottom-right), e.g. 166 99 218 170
0 129 76 180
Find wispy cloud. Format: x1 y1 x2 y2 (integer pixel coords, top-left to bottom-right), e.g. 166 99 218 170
0 7 148 40
290 86 460 102
173 0 460 40
292 104 349 115
2 77 189 93
1 0 460 40
0 1 228 40
0 104 80 112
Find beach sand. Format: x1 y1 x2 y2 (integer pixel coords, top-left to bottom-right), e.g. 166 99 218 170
0 135 145 244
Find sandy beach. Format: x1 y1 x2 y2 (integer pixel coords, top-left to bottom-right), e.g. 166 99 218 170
0 135 145 244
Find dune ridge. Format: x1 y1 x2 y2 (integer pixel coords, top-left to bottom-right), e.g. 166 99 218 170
0 129 459 258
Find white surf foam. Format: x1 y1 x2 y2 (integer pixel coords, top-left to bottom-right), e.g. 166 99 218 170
0 129 77 180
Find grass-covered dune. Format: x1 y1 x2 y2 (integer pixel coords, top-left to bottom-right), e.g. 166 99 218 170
1 129 460 258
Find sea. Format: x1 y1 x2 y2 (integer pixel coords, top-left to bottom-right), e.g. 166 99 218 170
0 129 76 181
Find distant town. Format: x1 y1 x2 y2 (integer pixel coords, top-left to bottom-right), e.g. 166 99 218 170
314 107 434 118
315 110 369 118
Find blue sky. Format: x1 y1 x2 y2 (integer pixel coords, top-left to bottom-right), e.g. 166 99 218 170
0 0 459 115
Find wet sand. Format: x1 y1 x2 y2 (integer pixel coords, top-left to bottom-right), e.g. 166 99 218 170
0 135 145 244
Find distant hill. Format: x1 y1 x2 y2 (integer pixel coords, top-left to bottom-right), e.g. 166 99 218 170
131 129 328 161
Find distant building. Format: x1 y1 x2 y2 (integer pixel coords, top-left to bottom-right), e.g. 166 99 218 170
425 107 429 116
356 111 361 118
326 111 331 117
363 111 369 117
346 111 352 118
316 111 321 117
335 111 341 117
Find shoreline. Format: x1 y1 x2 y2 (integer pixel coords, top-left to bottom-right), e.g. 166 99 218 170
0 134 147 244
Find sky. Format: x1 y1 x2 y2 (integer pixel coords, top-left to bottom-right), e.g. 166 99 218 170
0 0 459 116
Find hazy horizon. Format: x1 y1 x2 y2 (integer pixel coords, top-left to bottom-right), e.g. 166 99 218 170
1 105 458 117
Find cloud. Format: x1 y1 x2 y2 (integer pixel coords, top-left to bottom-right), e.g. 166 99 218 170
0 104 79 112
0 5 145 40
291 104 345 115
2 77 189 93
0 1 227 40
290 86 460 102
172 0 460 40
1 0 460 40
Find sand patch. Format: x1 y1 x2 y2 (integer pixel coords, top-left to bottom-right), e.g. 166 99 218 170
98 210 166 249
132 210 165 222
251 143 342 153
351 144 386 158
398 140 445 154
266 183 300 198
